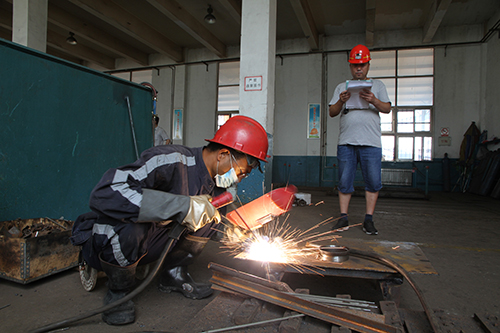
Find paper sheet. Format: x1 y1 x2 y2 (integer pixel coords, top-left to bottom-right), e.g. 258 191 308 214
345 80 372 109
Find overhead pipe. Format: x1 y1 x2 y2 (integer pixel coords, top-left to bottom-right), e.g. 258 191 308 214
480 18 500 43
140 82 157 114
104 18 500 76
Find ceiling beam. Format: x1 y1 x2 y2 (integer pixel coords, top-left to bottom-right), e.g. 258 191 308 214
47 29 116 69
0 6 12 31
0 27 11 41
423 0 452 43
145 0 226 58
47 45 86 66
48 3 149 66
365 0 376 47
289 0 319 51
218 0 241 25
69 0 183 62
1 4 119 69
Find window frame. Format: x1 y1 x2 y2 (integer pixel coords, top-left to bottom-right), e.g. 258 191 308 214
372 48 434 162
217 61 240 129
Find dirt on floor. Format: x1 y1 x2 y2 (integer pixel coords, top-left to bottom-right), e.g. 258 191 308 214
1 190 500 332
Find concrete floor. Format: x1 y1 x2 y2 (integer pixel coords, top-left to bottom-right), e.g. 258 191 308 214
1 189 500 332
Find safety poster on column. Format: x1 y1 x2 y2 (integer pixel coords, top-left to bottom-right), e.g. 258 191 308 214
173 109 183 140
308 103 320 139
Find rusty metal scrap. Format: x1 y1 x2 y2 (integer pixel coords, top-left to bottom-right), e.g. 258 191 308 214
209 262 293 292
0 218 71 239
208 262 403 333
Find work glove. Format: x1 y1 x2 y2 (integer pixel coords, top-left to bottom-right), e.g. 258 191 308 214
182 195 221 232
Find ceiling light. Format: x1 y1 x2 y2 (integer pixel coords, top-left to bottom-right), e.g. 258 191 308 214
66 32 77 45
204 5 216 24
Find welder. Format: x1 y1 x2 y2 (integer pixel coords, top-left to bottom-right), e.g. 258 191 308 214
70 115 269 326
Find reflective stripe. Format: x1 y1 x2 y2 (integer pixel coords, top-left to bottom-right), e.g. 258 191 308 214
110 152 196 207
110 181 142 206
110 234 129 266
92 223 130 266
92 223 115 238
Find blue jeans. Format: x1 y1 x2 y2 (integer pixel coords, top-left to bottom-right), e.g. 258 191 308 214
337 145 382 194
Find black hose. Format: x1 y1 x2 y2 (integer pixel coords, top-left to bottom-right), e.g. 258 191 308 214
31 224 186 333
349 249 442 333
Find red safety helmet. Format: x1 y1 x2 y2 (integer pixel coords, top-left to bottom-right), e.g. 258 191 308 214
349 44 371 64
206 116 269 162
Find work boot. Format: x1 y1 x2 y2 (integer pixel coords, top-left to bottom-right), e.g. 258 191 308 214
159 234 213 299
363 219 378 235
99 254 138 325
331 217 349 231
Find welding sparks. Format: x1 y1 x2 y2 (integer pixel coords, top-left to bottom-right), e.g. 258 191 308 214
246 236 287 263
219 213 358 277
228 219 309 266
215 188 360 276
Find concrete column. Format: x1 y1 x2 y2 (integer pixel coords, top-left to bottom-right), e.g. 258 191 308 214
152 67 175 145
238 0 277 201
12 0 47 52
172 65 187 145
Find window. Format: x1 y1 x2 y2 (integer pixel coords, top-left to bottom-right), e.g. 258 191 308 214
218 61 240 128
371 48 433 161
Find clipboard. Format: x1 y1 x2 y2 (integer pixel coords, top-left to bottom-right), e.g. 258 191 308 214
345 80 372 109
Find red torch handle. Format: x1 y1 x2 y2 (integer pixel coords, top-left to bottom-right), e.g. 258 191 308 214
210 192 234 208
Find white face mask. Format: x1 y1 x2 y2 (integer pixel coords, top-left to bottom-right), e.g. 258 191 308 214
215 156 239 188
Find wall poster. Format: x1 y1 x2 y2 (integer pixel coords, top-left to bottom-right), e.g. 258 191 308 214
173 109 183 140
308 103 320 139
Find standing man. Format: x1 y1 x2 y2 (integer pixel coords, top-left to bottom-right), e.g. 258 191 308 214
329 45 391 235
153 115 171 145
71 116 268 325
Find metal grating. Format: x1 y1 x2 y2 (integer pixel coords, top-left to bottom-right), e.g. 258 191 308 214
381 169 413 186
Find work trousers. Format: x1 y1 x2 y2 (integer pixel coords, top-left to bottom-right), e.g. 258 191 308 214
78 212 218 271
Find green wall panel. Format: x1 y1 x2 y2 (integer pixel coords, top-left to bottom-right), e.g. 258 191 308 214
272 155 460 192
0 39 153 221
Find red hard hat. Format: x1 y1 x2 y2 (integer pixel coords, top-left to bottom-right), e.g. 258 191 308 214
349 44 371 64
206 116 269 162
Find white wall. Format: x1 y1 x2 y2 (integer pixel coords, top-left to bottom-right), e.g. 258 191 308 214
184 62 219 147
274 53 322 156
107 21 500 160
484 32 500 143
325 51 351 156
151 68 173 142
434 44 482 159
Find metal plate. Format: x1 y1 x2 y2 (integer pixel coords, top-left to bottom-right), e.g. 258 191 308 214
269 238 437 279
